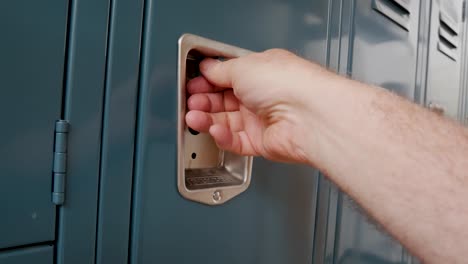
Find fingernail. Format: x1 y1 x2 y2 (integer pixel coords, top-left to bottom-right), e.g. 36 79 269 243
200 58 219 72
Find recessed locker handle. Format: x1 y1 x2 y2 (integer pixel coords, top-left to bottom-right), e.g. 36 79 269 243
372 0 411 31
177 34 254 206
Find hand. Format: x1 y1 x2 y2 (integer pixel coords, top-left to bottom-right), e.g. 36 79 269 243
190 47 468 264
185 49 335 164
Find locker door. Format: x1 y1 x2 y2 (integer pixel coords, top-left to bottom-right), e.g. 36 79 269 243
130 0 330 263
350 0 420 99
0 1 68 249
333 0 420 263
0 245 53 264
462 2 468 125
425 0 465 119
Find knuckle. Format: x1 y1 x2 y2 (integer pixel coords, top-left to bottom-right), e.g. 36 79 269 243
263 48 294 57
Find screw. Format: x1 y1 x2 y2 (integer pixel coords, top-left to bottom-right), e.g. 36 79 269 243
213 190 222 202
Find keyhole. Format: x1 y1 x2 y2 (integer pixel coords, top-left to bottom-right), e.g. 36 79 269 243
191 153 197 159
188 127 199 135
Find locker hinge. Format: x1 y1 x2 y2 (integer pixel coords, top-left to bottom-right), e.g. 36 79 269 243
52 120 69 205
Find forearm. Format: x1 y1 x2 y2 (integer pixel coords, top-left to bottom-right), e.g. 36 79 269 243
304 75 468 263
193 50 468 261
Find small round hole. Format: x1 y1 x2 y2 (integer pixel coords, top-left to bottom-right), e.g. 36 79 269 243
191 153 197 159
188 127 200 135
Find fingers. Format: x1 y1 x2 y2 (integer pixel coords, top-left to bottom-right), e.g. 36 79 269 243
187 76 222 94
185 57 254 156
199 58 237 88
185 111 212 132
185 110 244 133
209 125 257 156
187 90 239 113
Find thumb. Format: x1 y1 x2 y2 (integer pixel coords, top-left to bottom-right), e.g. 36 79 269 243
199 58 237 88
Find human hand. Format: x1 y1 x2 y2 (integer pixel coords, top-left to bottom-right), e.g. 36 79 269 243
185 49 335 164
187 45 468 264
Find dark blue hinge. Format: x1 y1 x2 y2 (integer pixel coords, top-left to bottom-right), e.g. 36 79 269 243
52 120 69 205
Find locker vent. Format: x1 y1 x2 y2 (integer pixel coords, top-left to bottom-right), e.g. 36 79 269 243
438 10 460 61
372 0 411 31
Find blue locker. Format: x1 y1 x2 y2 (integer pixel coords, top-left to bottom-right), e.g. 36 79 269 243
1 0 467 263
55 0 111 263
94 0 144 263
0 0 68 249
425 0 465 119
461 2 468 124
0 245 53 264
128 0 330 263
329 0 421 263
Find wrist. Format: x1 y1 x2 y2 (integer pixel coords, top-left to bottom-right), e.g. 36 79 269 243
293 69 351 167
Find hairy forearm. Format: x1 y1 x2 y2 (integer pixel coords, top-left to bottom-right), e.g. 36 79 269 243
304 75 468 263
191 50 467 261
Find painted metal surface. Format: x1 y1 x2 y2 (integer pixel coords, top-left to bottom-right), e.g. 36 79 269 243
95 0 144 263
461 2 468 125
0 0 68 249
415 0 432 105
332 0 421 263
312 1 354 263
56 0 111 263
52 120 70 205
312 176 340 264
425 0 465 119
0 245 53 264
1 0 465 262
129 0 329 263
350 0 420 99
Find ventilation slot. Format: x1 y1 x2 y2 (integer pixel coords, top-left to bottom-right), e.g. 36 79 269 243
372 0 411 31
438 11 460 61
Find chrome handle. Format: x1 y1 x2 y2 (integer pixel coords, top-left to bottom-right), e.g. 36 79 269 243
177 34 253 205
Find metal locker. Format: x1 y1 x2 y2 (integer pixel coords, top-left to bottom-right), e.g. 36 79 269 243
461 2 468 125
127 0 331 263
348 0 420 100
425 0 465 119
0 245 53 264
329 0 421 263
1 0 464 262
93 0 144 263
0 0 68 249
55 0 113 263
0 0 111 262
